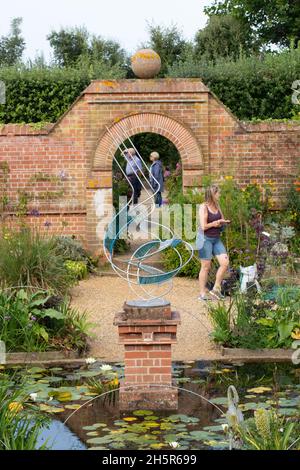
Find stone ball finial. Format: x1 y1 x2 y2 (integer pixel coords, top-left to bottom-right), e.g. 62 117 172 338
131 49 161 79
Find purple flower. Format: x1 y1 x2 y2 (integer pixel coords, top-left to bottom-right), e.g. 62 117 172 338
30 208 40 217
58 170 68 181
30 315 37 321
44 221 52 228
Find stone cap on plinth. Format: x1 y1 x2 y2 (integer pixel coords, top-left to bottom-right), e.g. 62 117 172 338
122 299 172 320
114 310 180 327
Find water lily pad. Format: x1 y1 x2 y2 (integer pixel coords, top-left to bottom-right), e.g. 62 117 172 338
188 430 214 441
39 403 64 413
278 408 299 416
239 402 269 411
247 386 272 394
132 410 153 416
167 414 199 423
27 367 46 374
65 404 81 410
150 443 165 449
203 425 223 432
210 397 228 405
48 391 72 402
176 378 191 384
87 436 114 445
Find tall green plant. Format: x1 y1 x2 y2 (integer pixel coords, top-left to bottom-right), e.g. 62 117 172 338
0 378 49 450
0 227 72 295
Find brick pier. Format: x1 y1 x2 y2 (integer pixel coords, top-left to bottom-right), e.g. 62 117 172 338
114 300 180 410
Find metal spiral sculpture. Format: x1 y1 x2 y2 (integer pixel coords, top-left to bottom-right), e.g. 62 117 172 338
103 121 193 302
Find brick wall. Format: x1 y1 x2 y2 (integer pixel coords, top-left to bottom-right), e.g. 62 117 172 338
0 79 299 252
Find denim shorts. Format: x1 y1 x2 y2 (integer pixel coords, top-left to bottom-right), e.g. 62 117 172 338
198 236 227 260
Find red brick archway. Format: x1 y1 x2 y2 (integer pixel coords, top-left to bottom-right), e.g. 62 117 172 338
93 112 203 172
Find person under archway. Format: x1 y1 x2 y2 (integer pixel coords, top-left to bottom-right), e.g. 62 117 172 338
124 148 142 205
149 151 164 208
198 184 231 301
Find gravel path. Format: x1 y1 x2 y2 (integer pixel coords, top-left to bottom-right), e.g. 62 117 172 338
70 275 223 362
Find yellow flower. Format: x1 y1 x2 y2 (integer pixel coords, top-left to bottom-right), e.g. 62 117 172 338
291 328 300 340
123 417 138 422
8 402 23 413
224 175 233 180
108 377 119 387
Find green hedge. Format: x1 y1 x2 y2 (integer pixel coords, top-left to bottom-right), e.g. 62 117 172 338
0 63 125 123
0 48 300 122
168 48 300 120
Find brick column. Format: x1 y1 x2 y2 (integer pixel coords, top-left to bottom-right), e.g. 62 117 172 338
114 301 180 410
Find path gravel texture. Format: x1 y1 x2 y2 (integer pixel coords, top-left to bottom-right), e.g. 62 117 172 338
70 276 223 362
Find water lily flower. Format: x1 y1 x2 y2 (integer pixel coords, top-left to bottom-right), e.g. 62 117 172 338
168 441 180 448
29 393 38 401
8 402 23 413
222 424 229 433
100 364 112 372
85 357 96 365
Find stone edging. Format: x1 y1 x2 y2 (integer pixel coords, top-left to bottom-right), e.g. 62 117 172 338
221 347 294 362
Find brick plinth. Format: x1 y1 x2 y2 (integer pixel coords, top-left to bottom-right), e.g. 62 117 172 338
114 301 180 410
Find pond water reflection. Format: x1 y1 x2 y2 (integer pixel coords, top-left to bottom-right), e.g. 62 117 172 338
5 361 300 450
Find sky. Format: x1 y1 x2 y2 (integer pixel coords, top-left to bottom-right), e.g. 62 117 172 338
0 0 214 61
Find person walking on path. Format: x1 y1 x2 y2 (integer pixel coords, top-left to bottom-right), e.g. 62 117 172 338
149 151 164 207
124 148 142 205
198 184 231 301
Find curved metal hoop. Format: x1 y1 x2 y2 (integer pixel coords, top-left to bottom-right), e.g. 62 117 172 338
103 121 193 301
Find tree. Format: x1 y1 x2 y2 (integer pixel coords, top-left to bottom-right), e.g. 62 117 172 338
47 27 89 67
0 17 25 66
47 27 126 68
90 36 126 66
204 0 300 48
144 24 191 75
194 14 256 61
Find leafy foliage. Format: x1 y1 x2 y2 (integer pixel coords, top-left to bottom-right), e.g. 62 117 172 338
0 227 73 295
143 24 191 76
208 287 300 349
0 378 49 450
194 14 256 61
204 0 300 48
0 18 25 66
0 288 92 352
168 47 300 120
0 63 125 123
47 26 126 68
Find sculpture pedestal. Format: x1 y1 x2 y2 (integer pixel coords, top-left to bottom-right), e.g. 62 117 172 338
114 300 180 410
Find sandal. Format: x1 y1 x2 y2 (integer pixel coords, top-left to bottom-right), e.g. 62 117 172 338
210 288 225 300
198 294 213 302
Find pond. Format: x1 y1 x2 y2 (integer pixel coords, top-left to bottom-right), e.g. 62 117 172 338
4 361 300 450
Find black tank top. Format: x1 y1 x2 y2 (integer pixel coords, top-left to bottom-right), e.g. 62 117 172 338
205 205 222 237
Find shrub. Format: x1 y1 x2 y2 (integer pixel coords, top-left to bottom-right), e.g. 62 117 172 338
162 242 200 278
168 47 300 120
64 260 88 280
0 227 72 295
0 288 93 352
208 287 300 349
0 63 125 123
237 409 300 450
53 235 98 272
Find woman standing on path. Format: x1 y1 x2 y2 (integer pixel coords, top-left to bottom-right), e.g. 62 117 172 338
198 184 231 301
